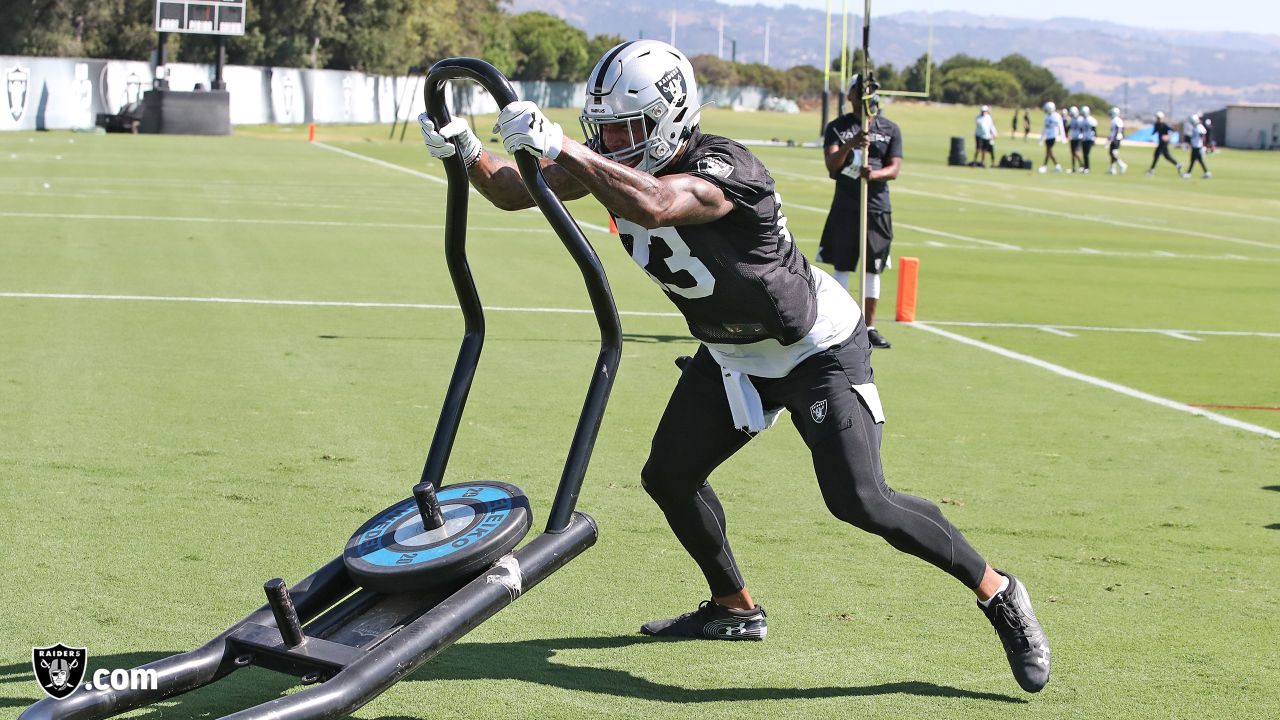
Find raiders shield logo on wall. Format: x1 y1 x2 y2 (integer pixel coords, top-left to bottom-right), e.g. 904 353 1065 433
6 64 30 123
32 643 88 699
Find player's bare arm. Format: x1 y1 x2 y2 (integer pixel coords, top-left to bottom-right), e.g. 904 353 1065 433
824 131 867 175
466 150 589 211
864 155 902 182
417 111 588 211
553 137 733 229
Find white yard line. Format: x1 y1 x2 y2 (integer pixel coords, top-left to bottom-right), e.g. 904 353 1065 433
894 223 1021 250
6 292 1277 340
312 141 612 234
0 211 550 234
312 141 447 185
782 199 1272 262
0 292 682 319
908 170 1280 225
908 322 1280 439
892 186 1280 251
922 320 1280 339
772 168 1280 251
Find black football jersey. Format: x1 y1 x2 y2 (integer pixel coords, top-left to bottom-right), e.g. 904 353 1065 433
823 114 903 213
611 130 817 345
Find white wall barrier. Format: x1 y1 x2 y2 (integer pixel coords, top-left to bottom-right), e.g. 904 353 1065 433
2 55 774 131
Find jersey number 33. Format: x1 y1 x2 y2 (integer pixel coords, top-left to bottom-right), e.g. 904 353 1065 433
616 221 716 300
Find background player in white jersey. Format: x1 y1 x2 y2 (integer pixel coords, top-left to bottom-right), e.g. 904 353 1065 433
1039 101 1064 172
1107 107 1128 174
1183 115 1211 179
419 39 1049 693
974 105 998 168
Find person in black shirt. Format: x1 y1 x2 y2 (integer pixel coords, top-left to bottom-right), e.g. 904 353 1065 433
817 74 903 349
1022 109 1031 140
1147 111 1183 176
417 41 1050 694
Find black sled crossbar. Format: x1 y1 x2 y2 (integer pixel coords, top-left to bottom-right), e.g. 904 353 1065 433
20 58 621 720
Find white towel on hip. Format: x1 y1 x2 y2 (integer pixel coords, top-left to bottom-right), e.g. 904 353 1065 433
720 366 783 435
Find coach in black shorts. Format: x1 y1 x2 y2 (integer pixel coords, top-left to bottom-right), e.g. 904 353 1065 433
418 40 1050 694
816 75 903 349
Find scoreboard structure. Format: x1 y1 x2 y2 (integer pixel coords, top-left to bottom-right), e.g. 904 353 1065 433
154 0 246 36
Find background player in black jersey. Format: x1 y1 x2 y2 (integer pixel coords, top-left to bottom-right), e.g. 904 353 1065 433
417 40 1050 694
816 74 902 349
1147 111 1183 176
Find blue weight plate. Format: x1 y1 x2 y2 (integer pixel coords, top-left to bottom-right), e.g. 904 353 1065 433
343 481 531 592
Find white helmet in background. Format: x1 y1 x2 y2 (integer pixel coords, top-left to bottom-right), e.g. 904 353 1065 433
1156 111 1165 120
1190 113 1201 124
1109 107 1120 118
1043 101 1056 113
1069 106 1080 117
580 40 701 174
1081 106 1091 116
980 104 990 113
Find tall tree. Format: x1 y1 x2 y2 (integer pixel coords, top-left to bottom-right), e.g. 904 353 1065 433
508 11 587 82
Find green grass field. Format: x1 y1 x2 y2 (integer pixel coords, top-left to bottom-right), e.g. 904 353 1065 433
1 100 1277 719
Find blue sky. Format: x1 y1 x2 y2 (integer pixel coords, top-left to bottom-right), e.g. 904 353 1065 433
717 0 1280 35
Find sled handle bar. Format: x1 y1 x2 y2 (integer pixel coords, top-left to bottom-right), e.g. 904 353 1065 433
420 58 622 534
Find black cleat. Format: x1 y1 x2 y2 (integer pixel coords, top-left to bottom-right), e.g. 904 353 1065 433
640 600 767 640
980 572 1051 692
867 327 892 349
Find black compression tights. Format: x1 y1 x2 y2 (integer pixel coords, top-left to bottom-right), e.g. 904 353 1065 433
640 349 988 597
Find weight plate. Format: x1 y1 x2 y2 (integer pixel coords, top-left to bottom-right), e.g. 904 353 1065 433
343 481 531 592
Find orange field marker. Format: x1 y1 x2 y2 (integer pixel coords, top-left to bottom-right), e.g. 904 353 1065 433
896 256 919 322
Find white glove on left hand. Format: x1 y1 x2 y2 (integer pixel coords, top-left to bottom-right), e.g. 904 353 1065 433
496 101 563 160
419 113 482 167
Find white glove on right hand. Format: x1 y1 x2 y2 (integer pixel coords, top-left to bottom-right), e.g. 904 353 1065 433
419 113 482 167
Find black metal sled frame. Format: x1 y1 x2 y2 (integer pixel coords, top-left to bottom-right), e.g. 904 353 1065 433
21 58 622 720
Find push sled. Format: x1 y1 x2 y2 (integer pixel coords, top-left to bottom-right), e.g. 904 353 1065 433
21 58 622 720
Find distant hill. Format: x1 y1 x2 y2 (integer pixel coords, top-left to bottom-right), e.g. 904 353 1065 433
512 0 1280 118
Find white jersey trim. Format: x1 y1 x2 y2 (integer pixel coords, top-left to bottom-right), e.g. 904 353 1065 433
705 266 859 378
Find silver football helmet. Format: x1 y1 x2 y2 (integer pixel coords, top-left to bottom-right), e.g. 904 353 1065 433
580 40 701 173
1043 101 1056 113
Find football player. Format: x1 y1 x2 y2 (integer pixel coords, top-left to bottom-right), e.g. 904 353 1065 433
1183 114 1211 179
816 73 903 349
1107 107 1128 175
1039 101 1064 173
1147 111 1183 176
418 40 1050 693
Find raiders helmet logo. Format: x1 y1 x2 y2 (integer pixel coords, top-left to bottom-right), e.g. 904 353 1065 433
810 399 828 423
655 67 686 106
7 64 30 123
32 643 88 699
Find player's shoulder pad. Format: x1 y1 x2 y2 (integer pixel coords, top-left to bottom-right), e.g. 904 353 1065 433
679 132 773 204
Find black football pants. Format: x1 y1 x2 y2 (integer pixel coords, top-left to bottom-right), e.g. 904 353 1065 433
640 327 988 598
1151 142 1179 169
